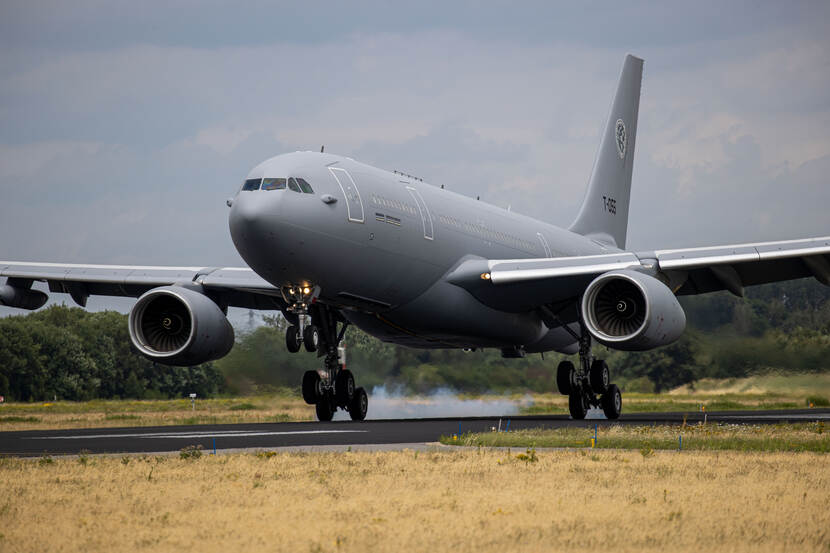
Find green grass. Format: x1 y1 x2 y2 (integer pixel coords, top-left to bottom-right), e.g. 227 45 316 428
0 416 41 423
104 414 141 421
806 395 830 407
519 386 822 416
0 388 299 416
441 422 830 453
228 402 260 411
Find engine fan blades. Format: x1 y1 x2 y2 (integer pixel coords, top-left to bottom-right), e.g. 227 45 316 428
140 295 192 352
593 279 646 337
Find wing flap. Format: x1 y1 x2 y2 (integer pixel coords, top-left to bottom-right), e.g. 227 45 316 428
648 237 830 295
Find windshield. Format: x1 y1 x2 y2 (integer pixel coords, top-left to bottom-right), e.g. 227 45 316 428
262 178 286 190
241 178 261 191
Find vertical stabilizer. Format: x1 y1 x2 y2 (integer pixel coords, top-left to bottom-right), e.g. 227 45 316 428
569 54 643 249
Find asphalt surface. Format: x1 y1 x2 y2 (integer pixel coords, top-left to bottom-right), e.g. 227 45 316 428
1 408 828 457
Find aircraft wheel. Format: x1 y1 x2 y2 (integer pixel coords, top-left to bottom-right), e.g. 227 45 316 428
303 325 319 352
589 359 610 394
302 370 321 405
285 325 302 353
349 387 368 421
315 399 334 422
556 361 575 395
601 384 622 420
335 369 355 406
568 389 587 420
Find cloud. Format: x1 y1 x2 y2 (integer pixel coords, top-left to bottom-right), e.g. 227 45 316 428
1 6 829 320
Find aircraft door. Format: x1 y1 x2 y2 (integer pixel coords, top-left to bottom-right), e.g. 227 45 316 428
405 186 434 240
329 167 364 223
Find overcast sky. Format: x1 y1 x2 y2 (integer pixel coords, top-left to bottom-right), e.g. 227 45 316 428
1 1 829 317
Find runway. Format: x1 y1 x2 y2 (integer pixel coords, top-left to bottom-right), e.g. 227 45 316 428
1 408 828 457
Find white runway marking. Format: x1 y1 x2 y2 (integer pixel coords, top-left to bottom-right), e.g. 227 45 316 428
29 429 368 440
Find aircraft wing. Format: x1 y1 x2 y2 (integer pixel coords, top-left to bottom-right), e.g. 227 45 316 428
646 236 830 295
0 261 285 311
446 235 830 313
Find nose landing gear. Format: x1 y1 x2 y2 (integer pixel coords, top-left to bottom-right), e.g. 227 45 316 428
282 284 320 353
556 334 622 420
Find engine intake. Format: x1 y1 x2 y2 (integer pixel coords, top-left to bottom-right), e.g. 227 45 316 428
581 270 685 351
128 286 234 365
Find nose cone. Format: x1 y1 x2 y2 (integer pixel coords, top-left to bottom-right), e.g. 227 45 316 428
229 193 274 269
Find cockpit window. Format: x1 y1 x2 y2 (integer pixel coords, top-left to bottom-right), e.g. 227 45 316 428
287 178 302 193
262 177 286 190
242 178 261 191
256 176 314 194
295 178 314 194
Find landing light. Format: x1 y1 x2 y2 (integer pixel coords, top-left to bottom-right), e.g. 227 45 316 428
481 273 491 280
303 287 311 295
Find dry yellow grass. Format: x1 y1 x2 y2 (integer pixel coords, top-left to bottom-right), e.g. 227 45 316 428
1 449 828 552
0 396 315 432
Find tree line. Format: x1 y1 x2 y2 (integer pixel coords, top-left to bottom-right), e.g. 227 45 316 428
0 307 224 401
1 278 828 401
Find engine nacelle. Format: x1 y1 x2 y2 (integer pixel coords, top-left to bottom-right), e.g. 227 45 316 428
0 283 48 310
581 270 686 351
128 286 234 366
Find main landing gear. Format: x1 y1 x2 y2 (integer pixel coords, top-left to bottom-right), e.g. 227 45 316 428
556 334 622 420
283 290 368 422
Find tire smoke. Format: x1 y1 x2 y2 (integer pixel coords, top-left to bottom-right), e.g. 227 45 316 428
333 385 531 420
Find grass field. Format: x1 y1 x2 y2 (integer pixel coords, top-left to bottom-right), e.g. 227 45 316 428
0 448 828 552
441 421 830 452
519 372 830 415
0 393 315 431
1 373 829 432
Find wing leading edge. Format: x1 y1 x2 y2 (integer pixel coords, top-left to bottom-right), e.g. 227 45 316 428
0 261 284 311
446 235 830 313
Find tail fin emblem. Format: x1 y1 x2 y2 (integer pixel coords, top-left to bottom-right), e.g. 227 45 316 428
615 119 627 159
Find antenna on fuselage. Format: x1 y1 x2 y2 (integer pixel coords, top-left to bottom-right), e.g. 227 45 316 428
320 145 325 153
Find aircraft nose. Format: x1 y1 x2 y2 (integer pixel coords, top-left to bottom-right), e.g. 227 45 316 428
228 193 271 254
229 192 260 226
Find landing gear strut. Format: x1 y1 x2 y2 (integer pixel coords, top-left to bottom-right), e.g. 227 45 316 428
294 303 368 421
279 283 369 421
556 333 622 420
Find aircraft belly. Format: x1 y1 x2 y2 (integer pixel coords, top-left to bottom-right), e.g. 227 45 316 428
355 278 547 348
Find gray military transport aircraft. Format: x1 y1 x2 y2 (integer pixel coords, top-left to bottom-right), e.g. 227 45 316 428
2 55 829 421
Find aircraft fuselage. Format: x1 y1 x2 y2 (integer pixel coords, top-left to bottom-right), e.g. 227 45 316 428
229 151 609 351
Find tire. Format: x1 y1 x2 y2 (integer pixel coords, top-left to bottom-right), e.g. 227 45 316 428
335 369 355 406
568 390 587 420
315 399 334 422
303 325 319 352
302 370 321 405
601 383 622 420
285 325 301 353
556 361 575 395
589 359 610 394
349 387 368 421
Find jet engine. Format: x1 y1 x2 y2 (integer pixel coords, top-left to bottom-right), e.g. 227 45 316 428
128 286 234 366
581 270 685 351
